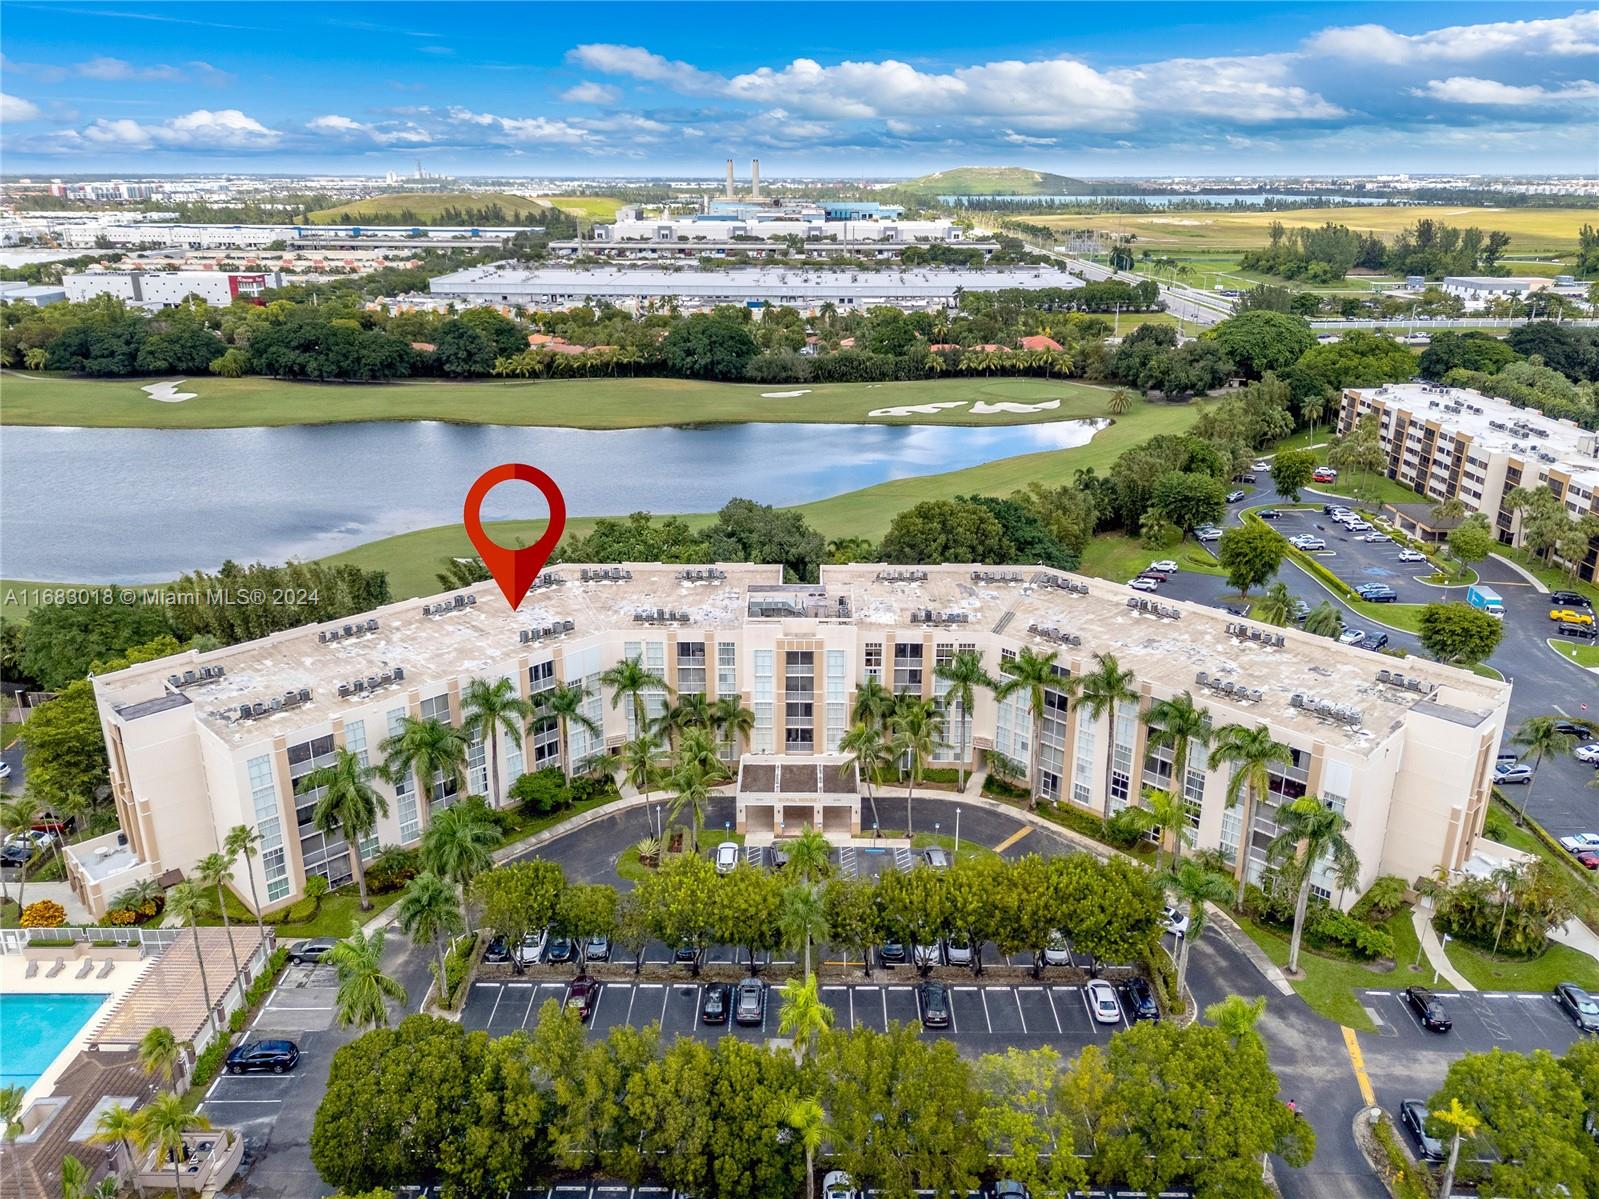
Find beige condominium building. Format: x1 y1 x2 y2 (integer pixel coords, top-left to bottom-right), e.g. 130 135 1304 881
76 563 1511 918
1339 382 1599 582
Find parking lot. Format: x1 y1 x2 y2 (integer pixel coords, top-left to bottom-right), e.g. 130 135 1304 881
460 976 1138 1055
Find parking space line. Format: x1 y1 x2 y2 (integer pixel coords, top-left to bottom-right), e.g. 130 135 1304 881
589 984 607 1025
979 988 993 1033
486 984 505 1026
1043 988 1062 1034
659 985 669 1026
1080 987 1094 1025
1009 988 1026 1034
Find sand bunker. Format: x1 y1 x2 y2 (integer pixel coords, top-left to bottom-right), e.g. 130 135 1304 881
760 389 813 399
969 399 1061 415
142 380 197 403
868 401 969 417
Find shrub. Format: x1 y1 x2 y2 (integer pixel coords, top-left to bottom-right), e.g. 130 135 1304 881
1040 800 1109 844
1350 875 1409 925
107 907 138 926
364 846 421 894
304 874 330 901
510 767 569 816
456 793 516 836
21 898 67 928
27 936 75 947
190 1036 230 1091
1144 950 1179 1014
1307 908 1394 960
1372 1117 1432 1199
568 774 618 806
1103 808 1152 850
434 932 477 1010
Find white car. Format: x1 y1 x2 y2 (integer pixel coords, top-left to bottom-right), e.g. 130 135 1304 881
714 841 741 874
1251 460 1270 471
1576 744 1599 764
1043 931 1071 968
1559 833 1599 854
1398 549 1427 563
822 1171 858 1199
0 761 10 780
1129 576 1160 592
1291 536 1326 551
1359 532 1392 543
1087 979 1122 1024
1339 628 1367 646
5 829 54 850
1196 527 1224 542
1148 560 1179 574
514 929 547 968
1162 905 1190 938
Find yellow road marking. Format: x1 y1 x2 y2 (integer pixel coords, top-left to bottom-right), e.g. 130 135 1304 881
1342 1025 1375 1106
994 826 1033 853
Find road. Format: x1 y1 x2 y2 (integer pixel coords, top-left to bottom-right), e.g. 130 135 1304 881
1030 245 1233 327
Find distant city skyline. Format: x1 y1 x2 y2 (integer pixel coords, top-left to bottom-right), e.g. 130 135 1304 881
1 2 1595 175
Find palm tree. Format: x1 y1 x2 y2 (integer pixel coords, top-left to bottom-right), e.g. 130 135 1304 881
786 1097 827 1199
88 1103 143 1197
164 882 216 1031
1300 391 1326 434
600 656 670 736
1079 653 1139 817
1208 724 1294 906
1142 788 1193 874
138 1025 184 1086
397 871 463 999
420 803 499 923
0 794 40 914
460 676 530 809
934 649 993 791
1166 860 1233 1003
1432 1096 1482 1199
1268 795 1361 974
659 693 715 748
777 974 834 1063
993 647 1073 809
1142 691 1213 851
619 732 663 801
301 749 389 912
785 827 832 884
850 678 895 729
1204 993 1266 1045
531 682 602 783
1303 602 1343 639
327 930 407 1030
111 877 162 915
194 853 244 998
839 722 889 832
133 1091 210 1199
1255 582 1295 627
381 715 469 814
1509 715 1578 825
677 727 727 779
224 824 270 944
710 694 754 759
2 1084 24 1199
889 697 943 810
780 883 829 978
60 1152 91 1199
666 759 719 852
1107 387 1134 416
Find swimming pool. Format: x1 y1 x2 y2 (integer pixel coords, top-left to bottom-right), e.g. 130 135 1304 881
0 992 111 1091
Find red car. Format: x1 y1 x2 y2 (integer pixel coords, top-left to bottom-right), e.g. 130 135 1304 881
1575 851 1599 871
567 975 601 1021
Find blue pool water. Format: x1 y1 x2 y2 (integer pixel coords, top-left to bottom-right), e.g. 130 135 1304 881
0 992 110 1090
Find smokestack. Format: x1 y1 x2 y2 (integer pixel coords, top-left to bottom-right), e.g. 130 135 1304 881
725 158 735 199
751 158 761 200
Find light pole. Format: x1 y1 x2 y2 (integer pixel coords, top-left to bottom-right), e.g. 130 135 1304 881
955 807 961 856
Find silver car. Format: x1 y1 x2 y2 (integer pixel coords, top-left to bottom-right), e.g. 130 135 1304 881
944 935 973 967
1043 931 1071 968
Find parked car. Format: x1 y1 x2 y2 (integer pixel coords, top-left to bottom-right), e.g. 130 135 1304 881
1556 620 1599 640
225 1039 300 1075
5 829 54 851
822 1170 858 1199
1575 743 1599 764
1400 1099 1445 1161
1196 527 1224 542
1496 751 1521 768
1494 762 1533 785
1235 473 1257 484
878 942 908 966
1359 532 1392 543
1226 489 1247 503
567 975 601 1022
1553 721 1591 737
1087 979 1122 1024
674 941 701 965
1550 607 1595 626
944 935 973 967
1397 549 1427 563
288 938 336 966
1356 585 1397 602
0 843 31 867
1554 982 1599 1032
1574 851 1599 871
1560 833 1599 854
701 982 731 1024
714 841 741 874
1364 632 1390 651
1120 976 1160 1022
734 977 765 1026
1129 576 1161 592
1148 559 1179 574
584 935 611 963
1550 590 1592 608
1043 931 1071 968
1346 520 1374 533
1291 536 1326 551
912 942 941 970
993 1181 1030 1199
918 980 951 1028
1403 986 1452 1032
1252 460 1270 471
1291 599 1311 622
514 930 547 968
1257 509 1282 520
1339 628 1367 647
921 846 951 869
1313 468 1338 482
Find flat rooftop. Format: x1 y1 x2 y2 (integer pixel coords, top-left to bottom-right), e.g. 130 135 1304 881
1351 383 1599 492
430 264 1083 300
91 562 1510 757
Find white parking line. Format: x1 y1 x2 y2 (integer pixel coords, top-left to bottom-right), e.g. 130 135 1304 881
977 988 993 1034
1008 987 1026 1034
659 984 669 1026
588 984 607 1025
1043 987 1062 1034
203 1097 282 1105
487 984 504 1026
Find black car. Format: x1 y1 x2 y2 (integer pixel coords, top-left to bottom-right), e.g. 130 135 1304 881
481 935 512 964
1550 591 1592 609
674 941 701 965
878 942 907 966
546 936 577 964
225 1039 299 1075
1322 503 1348 516
1258 509 1282 520
701 982 731 1024
918 980 950 1028
1400 1099 1444 1161
1364 632 1390 651
0 844 30 867
1119 977 1160 1023
734 977 766 1026
1557 621 1599 640
1555 982 1599 1032
1362 589 1398 603
1403 986 1452 1032
287 938 336 966
1235 473 1257 484
1554 721 1591 737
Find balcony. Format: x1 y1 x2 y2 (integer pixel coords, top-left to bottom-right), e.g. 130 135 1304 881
65 831 152 918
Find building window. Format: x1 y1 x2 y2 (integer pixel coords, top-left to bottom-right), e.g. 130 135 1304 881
717 642 737 695
784 650 815 753
893 642 923 695
503 729 525 783
248 754 290 903
1184 764 1205 830
825 649 846 753
1109 706 1137 812
753 649 774 753
420 693 452 724
528 659 555 695
1071 706 1096 808
863 643 883 684
677 640 707 696
467 736 488 796
344 719 369 768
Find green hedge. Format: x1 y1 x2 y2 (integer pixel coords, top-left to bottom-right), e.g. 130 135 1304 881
434 931 479 1011
190 1035 230 1092
1372 1117 1432 1199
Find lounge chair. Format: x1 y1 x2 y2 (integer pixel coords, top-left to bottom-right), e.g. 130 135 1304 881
25 960 38 978
46 957 66 978
97 960 116 978
75 958 94 979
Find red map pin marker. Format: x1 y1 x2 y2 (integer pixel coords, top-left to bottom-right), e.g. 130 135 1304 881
463 463 567 610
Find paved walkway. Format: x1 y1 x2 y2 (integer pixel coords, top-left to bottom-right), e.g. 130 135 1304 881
6 879 94 924
1412 903 1474 991
1551 917 1599 961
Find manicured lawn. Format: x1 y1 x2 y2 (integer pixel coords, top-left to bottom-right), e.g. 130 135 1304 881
1076 533 1225 584
1307 473 1429 508
1234 913 1422 1032
1443 936 1599 992
275 890 401 938
1550 638 1599 668
1348 601 1425 633
909 831 1001 863
1494 545 1599 609
537 195 626 222
0 371 1119 431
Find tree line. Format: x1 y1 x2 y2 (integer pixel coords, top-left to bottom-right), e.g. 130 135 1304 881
1239 217 1513 283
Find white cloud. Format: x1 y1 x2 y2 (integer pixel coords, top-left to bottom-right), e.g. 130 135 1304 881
1412 76 1599 105
560 81 620 105
1 92 42 122
308 113 432 144
74 56 232 83
1307 11 1599 63
567 44 721 92
445 106 589 144
80 108 279 148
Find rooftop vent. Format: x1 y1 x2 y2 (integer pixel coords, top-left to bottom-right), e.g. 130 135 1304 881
579 567 632 582
519 620 576 644
876 569 928 583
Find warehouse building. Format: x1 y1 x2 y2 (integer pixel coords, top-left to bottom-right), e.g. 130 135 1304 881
62 270 283 308
78 563 1510 918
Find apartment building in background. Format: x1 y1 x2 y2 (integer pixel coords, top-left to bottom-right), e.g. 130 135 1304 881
76 563 1512 918
1339 382 1599 581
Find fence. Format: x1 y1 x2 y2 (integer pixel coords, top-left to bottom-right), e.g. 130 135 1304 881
0 925 181 955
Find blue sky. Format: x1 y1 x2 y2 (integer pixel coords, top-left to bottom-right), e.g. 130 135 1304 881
1 2 1596 176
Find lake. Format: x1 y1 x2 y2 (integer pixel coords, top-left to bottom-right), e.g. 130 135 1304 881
0 418 1108 581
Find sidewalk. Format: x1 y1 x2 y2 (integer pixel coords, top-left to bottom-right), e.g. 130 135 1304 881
6 879 94 924
1550 917 1599 962
1413 904 1474 991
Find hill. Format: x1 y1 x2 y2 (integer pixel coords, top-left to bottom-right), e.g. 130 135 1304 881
305 192 554 224
901 167 1092 196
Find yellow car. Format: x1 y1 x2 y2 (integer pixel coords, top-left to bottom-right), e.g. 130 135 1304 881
1550 608 1595 626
